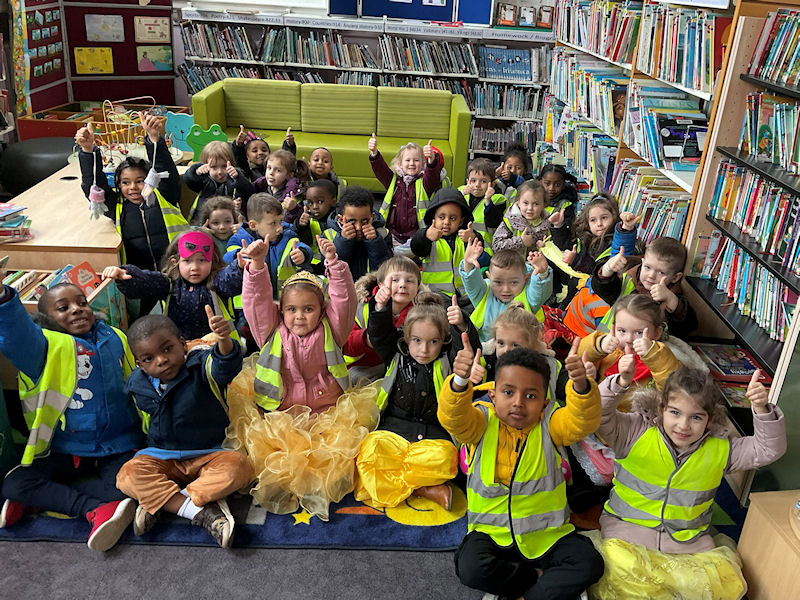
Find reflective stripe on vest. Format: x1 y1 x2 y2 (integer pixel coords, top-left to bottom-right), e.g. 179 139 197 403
597 273 636 332
458 186 506 255
376 355 449 412
19 328 134 465
422 238 465 296
605 428 729 543
379 177 428 226
115 189 189 264
344 303 371 365
253 318 350 411
467 404 573 559
309 218 323 263
470 286 544 330
275 239 301 290
564 286 611 337
163 288 241 346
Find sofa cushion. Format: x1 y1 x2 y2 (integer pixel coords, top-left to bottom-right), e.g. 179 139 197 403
377 88 451 140
223 79 301 131
301 84 377 135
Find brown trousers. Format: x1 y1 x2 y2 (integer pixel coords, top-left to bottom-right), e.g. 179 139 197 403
116 451 253 514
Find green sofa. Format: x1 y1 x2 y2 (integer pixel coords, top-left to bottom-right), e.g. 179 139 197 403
191 79 471 192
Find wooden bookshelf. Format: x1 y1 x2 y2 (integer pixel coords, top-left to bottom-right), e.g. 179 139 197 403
739 73 800 101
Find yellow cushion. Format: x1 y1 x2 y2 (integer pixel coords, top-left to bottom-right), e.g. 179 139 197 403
377 88 451 139
223 79 301 131
301 84 377 135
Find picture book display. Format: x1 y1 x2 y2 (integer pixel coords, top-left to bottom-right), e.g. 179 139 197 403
692 343 774 382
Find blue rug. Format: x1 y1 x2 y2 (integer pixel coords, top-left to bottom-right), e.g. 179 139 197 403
0 489 468 551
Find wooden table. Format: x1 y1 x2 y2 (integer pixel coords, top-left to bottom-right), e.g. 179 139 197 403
738 490 800 600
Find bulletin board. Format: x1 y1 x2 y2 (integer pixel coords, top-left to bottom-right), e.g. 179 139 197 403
63 0 175 103
361 0 455 21
456 0 494 25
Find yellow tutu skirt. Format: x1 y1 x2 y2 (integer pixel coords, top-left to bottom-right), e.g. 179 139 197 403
354 430 458 508
224 356 381 521
583 530 747 600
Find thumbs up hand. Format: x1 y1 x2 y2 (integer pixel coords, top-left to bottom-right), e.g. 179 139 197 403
549 208 566 228
602 246 627 277
562 243 577 266
447 293 466 331
374 282 392 311
299 204 311 227
458 222 476 243
617 344 636 387
600 328 621 355
620 211 641 231
236 124 247 145
632 327 654 358
453 331 475 385
423 139 433 163
484 185 495 204
368 132 378 157
289 239 305 266
649 275 679 311
469 349 485 385
317 234 337 262
75 122 96 152
226 161 237 179
426 224 443 242
564 338 589 394
285 127 294 146
746 370 770 414
283 191 297 212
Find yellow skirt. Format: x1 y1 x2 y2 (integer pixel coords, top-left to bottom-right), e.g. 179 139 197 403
224 356 381 521
354 430 458 508
583 530 747 600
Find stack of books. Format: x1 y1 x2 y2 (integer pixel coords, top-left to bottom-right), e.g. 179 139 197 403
747 9 800 87
0 203 31 244
693 343 772 414
379 36 478 76
262 28 287 63
738 92 800 172
636 4 732 95
179 22 257 60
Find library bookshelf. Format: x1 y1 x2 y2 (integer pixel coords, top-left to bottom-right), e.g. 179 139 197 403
175 9 554 158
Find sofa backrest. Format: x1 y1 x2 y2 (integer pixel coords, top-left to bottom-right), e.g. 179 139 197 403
301 84 377 135
223 79 302 131
376 88 452 140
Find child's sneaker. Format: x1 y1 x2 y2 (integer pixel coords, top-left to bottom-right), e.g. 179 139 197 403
133 504 159 536
191 498 234 548
0 499 26 528
86 498 136 551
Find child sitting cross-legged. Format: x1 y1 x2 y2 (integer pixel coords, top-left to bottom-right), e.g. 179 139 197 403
0 279 142 552
588 366 786 600
459 239 552 350
439 343 605 599
116 310 253 548
224 193 312 299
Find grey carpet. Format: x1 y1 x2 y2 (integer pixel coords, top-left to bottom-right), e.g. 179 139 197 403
1 541 480 599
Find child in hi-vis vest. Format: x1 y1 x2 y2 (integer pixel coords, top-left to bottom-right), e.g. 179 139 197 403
439 344 604 599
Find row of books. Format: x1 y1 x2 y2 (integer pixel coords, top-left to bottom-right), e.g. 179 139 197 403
469 121 542 153
476 46 551 82
473 84 543 119
378 75 475 110
622 79 707 171
337 71 375 86
378 36 478 75
179 22 257 61
747 9 800 87
265 68 323 83
708 159 800 267
178 63 260 94
704 238 793 341
554 0 642 66
636 4 731 96
738 93 800 173
0 203 32 244
608 158 690 241
284 29 379 70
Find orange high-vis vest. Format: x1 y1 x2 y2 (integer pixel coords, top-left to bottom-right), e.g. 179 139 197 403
564 286 610 337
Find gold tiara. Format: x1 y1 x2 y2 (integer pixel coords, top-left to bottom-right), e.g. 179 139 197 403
282 270 324 291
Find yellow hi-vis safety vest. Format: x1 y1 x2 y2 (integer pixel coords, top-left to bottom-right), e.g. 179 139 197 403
379 176 429 226
597 272 636 332
19 328 134 466
469 285 545 331
344 303 370 365
375 355 449 412
115 189 189 264
162 287 241 347
458 186 506 255
605 427 730 543
422 237 466 297
467 403 573 559
253 318 350 411
308 218 324 265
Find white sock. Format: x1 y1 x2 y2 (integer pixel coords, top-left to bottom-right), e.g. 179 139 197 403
176 496 202 520
180 488 190 497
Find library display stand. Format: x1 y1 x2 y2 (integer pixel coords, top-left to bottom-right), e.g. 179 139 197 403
174 9 554 159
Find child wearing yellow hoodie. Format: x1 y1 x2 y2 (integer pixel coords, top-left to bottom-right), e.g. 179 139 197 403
439 341 605 599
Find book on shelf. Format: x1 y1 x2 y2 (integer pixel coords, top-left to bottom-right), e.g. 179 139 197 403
555 0 643 65
473 83 543 118
470 121 541 153
747 9 800 86
692 343 774 383
380 36 478 76
738 92 800 173
717 381 762 409
496 3 519 27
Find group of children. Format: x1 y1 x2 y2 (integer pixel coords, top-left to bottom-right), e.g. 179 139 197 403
0 116 786 600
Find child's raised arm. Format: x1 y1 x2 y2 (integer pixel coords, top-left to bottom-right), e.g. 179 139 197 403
102 264 170 300
367 284 401 365
728 370 787 472
320 235 357 346
141 112 180 207
422 140 441 195
0 281 48 382
550 339 602 447
241 238 279 347
76 123 116 218
203 304 243 389
438 333 487 445
635 327 682 390
368 134 394 189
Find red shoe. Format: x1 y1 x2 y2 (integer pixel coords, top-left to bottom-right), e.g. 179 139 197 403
86 498 135 552
0 499 26 528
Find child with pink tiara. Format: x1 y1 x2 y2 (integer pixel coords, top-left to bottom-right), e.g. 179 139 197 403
103 228 243 345
224 236 380 521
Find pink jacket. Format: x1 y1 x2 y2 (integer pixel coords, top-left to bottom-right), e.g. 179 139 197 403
242 258 357 413
597 375 786 554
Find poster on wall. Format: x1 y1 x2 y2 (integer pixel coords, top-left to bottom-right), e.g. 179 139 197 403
74 46 114 74
85 14 124 42
134 16 170 43
136 45 172 71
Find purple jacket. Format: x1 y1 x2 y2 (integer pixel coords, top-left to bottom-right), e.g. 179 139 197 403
253 175 304 223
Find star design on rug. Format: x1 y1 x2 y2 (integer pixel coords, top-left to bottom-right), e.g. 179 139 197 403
292 510 312 525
